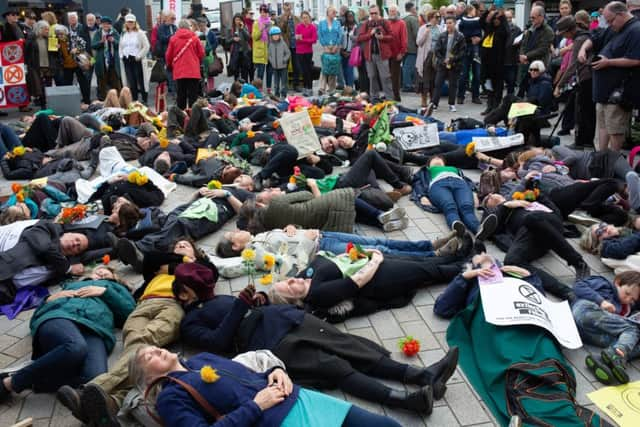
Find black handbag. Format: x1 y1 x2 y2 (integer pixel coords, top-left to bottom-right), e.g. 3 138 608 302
150 61 167 83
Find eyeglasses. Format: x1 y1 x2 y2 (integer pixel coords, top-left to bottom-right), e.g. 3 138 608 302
595 222 609 238
529 68 540 72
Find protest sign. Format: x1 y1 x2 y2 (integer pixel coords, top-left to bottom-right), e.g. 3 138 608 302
588 381 640 427
280 110 321 159
472 133 524 153
0 40 29 109
392 123 440 150
508 102 537 119
479 276 582 349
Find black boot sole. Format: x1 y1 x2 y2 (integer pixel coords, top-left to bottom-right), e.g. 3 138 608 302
432 346 459 400
81 384 120 427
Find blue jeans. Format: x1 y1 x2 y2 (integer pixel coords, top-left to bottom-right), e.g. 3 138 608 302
402 53 417 90
427 177 479 233
601 232 640 260
0 123 23 158
341 55 355 88
343 405 401 427
572 299 640 360
457 45 480 99
11 318 108 393
255 63 273 89
117 126 138 136
272 68 288 98
319 231 435 257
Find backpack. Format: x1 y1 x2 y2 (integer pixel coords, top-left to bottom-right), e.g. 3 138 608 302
478 168 502 200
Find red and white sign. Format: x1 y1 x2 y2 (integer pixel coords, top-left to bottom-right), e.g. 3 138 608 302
169 0 182 21
0 40 29 109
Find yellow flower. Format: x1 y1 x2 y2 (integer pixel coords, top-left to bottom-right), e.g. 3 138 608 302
465 142 476 157
246 130 256 138
159 138 169 149
207 180 222 190
241 248 256 261
348 247 359 262
512 192 525 200
263 254 275 270
289 175 297 184
259 274 273 285
16 191 25 202
135 174 149 186
100 125 113 133
127 170 141 184
183 255 194 263
200 365 220 383
12 146 26 156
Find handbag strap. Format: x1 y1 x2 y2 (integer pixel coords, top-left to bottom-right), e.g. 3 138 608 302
173 36 196 66
145 375 224 425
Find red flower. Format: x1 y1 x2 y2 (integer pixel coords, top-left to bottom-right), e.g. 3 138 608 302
102 254 111 265
11 183 22 194
398 336 421 357
345 242 354 253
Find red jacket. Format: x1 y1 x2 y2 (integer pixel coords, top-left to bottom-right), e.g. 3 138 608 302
165 28 205 80
387 19 408 58
356 19 393 61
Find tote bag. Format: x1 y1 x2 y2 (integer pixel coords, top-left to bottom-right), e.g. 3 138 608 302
348 45 362 67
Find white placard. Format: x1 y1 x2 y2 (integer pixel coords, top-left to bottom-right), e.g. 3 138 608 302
472 133 525 153
279 110 321 159
392 123 440 150
479 276 583 349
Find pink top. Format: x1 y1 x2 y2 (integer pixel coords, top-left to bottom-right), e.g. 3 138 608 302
559 38 573 73
295 22 318 54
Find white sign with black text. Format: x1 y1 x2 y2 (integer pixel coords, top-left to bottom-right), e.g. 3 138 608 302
479 276 583 349
392 123 440 150
473 133 525 153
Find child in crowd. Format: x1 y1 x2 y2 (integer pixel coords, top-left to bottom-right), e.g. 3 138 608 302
267 26 291 99
572 271 640 385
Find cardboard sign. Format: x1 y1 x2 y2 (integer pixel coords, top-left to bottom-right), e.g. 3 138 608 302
508 102 538 119
479 276 583 349
279 110 321 159
392 123 440 150
0 40 29 109
588 381 640 427
472 133 524 153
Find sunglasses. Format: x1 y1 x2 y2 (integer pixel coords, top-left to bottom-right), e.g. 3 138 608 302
529 68 540 72
595 222 609 238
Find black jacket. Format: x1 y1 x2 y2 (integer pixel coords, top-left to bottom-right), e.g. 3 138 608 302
434 30 466 69
24 33 62 71
480 11 509 78
138 141 196 168
0 221 70 282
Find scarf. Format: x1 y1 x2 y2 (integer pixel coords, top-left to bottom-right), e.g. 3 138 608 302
102 30 115 69
258 16 271 42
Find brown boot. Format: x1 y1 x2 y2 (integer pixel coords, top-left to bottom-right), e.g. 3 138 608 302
386 190 402 203
81 384 120 427
432 230 458 250
397 184 412 196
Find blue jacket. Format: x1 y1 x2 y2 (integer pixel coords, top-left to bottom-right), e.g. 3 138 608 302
434 272 545 319
318 19 342 47
157 23 177 55
180 295 305 353
601 232 640 260
458 15 482 40
574 275 623 312
157 353 299 427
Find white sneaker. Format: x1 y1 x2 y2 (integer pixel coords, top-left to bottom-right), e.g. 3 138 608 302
449 105 457 112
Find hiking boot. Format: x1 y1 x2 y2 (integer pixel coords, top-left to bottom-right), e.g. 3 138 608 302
383 217 409 232
81 384 120 427
574 261 591 281
117 238 144 273
432 229 459 250
384 386 434 414
435 238 460 257
403 346 459 400
585 354 616 385
475 214 498 241
601 348 630 384
378 207 406 224
57 385 88 423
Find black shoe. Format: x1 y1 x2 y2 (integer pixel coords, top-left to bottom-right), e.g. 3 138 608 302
585 354 616 385
558 129 571 136
81 384 120 427
57 385 88 423
452 220 467 238
476 214 498 241
601 349 630 384
457 97 465 105
471 97 482 105
0 373 10 402
574 261 591 281
405 346 459 400
384 386 433 414
117 238 143 273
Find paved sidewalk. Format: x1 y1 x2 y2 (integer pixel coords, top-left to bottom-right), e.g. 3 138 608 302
0 79 629 426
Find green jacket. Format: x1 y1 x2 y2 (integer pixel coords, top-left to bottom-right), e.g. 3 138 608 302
519 23 554 66
30 279 135 354
252 21 269 64
263 188 356 232
92 30 121 78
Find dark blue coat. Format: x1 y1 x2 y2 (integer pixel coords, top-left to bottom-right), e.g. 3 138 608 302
573 276 623 312
157 353 299 427
180 295 304 353
526 73 553 115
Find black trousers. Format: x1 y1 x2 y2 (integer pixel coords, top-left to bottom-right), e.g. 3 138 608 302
504 212 583 267
403 142 479 169
122 57 148 103
258 143 325 181
62 67 91 104
432 66 459 107
298 53 314 90
176 78 201 110
22 114 60 152
336 150 404 190
574 81 596 147
549 179 626 225
235 105 277 123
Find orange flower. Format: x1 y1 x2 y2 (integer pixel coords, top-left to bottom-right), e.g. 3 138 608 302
512 192 525 200
272 120 280 129
16 192 24 202
247 131 255 138
11 183 22 194
159 138 169 149
289 176 296 184
367 144 374 151
102 254 111 265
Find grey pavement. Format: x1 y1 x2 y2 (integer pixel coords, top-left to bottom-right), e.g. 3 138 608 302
0 71 627 426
